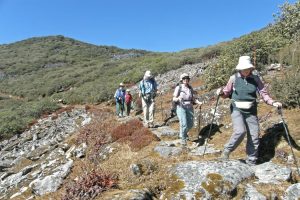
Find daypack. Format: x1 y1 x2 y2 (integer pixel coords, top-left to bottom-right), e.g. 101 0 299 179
140 78 157 103
115 89 125 102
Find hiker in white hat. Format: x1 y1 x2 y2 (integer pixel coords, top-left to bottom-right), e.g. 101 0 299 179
173 73 203 146
138 70 158 128
216 56 282 165
114 82 126 117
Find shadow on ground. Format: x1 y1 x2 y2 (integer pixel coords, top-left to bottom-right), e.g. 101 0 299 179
195 123 224 146
258 122 300 164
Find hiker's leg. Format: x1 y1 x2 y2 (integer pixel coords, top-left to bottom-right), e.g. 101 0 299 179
142 98 149 125
126 103 131 116
120 103 124 117
116 101 119 115
186 108 194 134
224 110 246 152
148 100 155 125
245 114 259 164
177 107 188 140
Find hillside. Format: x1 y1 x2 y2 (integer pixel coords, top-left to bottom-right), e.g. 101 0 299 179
0 35 219 140
0 35 215 103
0 66 299 199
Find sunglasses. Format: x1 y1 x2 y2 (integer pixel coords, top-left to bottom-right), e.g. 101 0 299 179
182 76 190 80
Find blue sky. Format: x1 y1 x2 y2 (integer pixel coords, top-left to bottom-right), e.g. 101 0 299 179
0 0 297 52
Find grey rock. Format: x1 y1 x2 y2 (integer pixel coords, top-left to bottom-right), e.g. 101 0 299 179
152 126 178 138
130 164 142 176
169 160 254 199
30 160 73 195
253 162 292 184
154 141 183 158
74 143 87 158
190 144 221 156
283 183 300 200
105 188 153 200
243 184 266 200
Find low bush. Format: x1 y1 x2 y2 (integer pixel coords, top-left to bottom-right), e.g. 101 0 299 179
62 169 118 200
271 70 300 108
110 119 144 141
111 119 160 151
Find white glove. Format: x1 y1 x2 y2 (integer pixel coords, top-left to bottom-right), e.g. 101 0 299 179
195 99 203 105
272 102 282 108
216 87 224 96
173 96 182 102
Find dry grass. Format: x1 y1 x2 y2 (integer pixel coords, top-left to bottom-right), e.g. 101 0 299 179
98 143 170 198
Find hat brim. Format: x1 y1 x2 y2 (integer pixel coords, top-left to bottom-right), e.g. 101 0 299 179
236 63 254 70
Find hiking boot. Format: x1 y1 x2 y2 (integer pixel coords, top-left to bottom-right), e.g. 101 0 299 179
245 159 257 166
220 150 230 159
148 123 155 128
187 141 199 149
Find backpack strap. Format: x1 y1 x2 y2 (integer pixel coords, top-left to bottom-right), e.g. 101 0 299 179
176 84 193 101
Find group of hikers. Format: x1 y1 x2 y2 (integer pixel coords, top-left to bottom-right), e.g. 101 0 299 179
114 56 283 165
114 83 133 117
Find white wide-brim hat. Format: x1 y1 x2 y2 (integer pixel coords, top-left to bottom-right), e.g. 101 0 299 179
144 70 152 77
180 73 190 81
119 82 124 87
236 56 254 70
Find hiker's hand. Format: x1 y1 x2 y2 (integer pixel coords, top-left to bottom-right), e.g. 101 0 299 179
216 87 224 96
174 96 182 102
195 99 203 105
272 101 282 108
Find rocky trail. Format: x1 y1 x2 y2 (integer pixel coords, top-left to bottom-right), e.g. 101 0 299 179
0 63 300 199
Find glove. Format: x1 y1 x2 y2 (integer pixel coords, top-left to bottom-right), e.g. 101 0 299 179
216 87 224 96
272 102 282 108
174 96 182 102
195 99 203 105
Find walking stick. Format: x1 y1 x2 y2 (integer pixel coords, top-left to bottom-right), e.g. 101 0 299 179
203 95 220 157
277 107 300 176
161 100 163 122
197 105 202 134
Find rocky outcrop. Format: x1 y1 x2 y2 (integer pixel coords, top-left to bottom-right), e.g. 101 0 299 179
0 108 91 199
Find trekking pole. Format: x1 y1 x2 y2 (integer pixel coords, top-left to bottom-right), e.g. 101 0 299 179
277 107 300 176
160 100 163 122
197 105 202 134
203 95 220 157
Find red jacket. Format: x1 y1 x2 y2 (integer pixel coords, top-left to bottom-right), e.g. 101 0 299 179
125 94 132 104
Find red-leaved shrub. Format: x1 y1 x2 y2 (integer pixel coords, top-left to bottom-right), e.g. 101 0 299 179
111 119 160 151
62 169 118 200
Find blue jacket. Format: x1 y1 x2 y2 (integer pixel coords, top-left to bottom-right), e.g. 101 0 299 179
114 88 125 102
139 78 157 95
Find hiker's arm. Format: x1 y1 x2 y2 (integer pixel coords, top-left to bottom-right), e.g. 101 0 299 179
256 78 274 105
138 81 142 97
114 90 118 100
221 76 234 98
173 86 181 102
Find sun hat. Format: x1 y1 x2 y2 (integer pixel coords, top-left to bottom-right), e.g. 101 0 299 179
126 89 130 92
119 82 124 87
236 56 254 70
144 70 152 77
180 73 190 81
